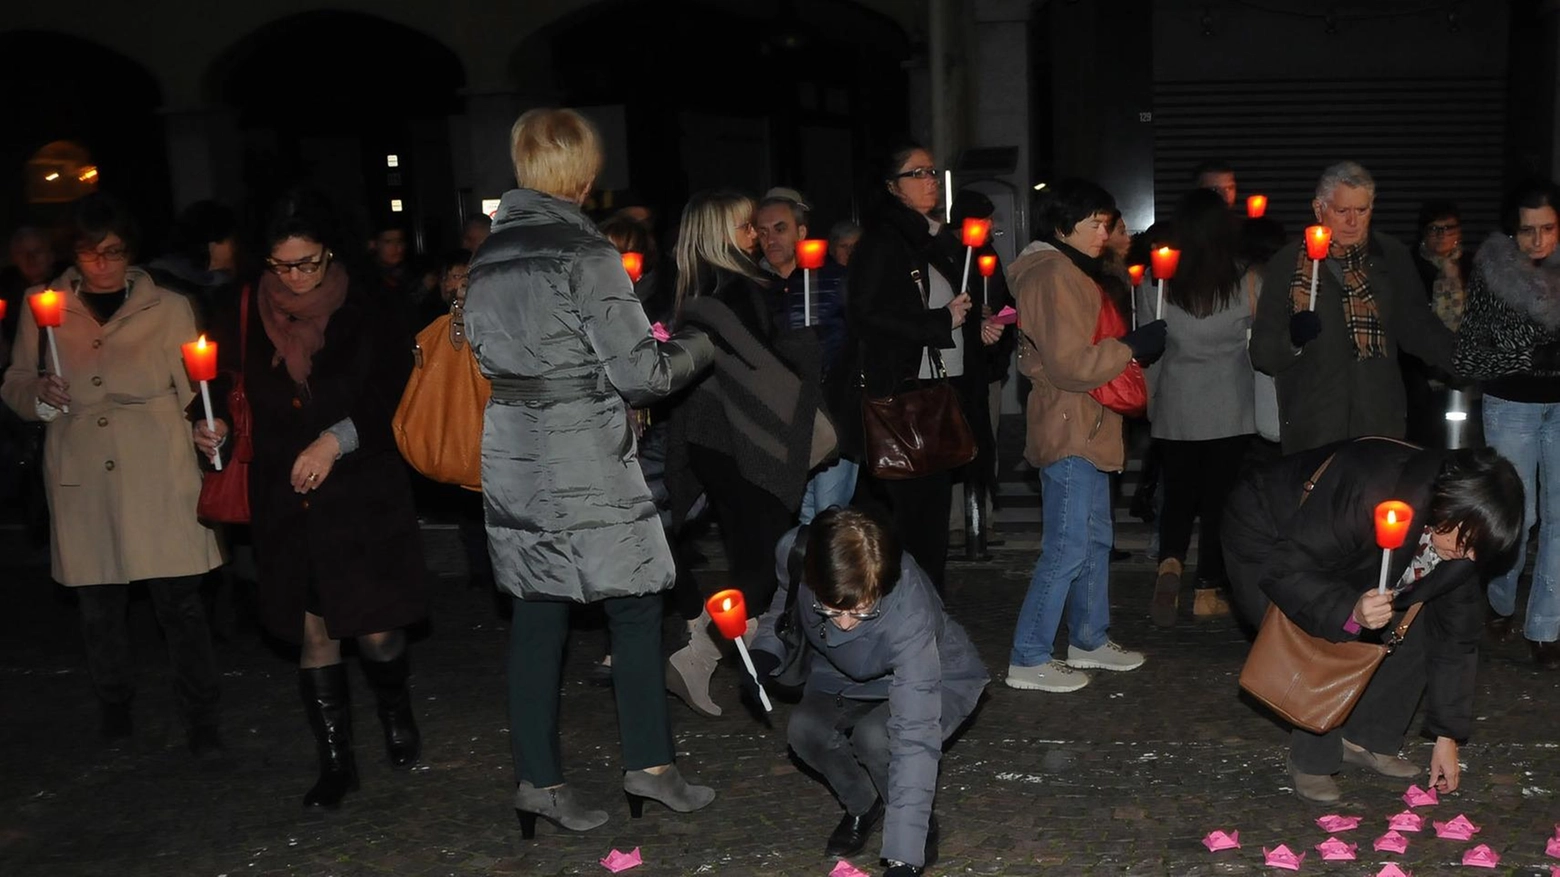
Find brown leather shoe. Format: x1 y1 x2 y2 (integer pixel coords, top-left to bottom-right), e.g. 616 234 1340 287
1288 758 1341 804
1341 739 1420 778
1193 587 1231 618
1151 558 1182 628
1532 640 1560 671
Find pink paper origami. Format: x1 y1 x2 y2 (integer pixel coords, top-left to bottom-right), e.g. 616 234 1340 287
1262 844 1305 871
1316 813 1362 832
1461 844 1499 869
1402 784 1439 807
599 848 642 873
992 305 1018 325
1432 814 1480 840
1202 830 1240 851
1548 834 1560 859
1376 866 1413 877
1373 830 1409 854
650 322 671 342
829 861 871 877
1388 810 1425 832
1315 837 1357 860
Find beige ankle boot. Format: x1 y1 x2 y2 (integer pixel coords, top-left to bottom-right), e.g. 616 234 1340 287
666 611 723 717
1193 587 1231 617
1151 558 1182 628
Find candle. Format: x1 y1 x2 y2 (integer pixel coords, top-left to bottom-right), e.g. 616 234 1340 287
621 252 644 284
181 335 223 471
977 254 997 278
1305 226 1332 310
1246 194 1268 218
796 240 827 328
1151 247 1180 321
28 289 65 383
957 218 992 295
1126 264 1146 286
704 589 772 711
1374 500 1414 595
0 299 6 321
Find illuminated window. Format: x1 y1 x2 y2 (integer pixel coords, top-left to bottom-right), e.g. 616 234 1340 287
386 154 399 168
390 199 404 213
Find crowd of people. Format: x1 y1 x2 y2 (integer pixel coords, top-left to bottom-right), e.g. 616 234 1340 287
2 104 1557 875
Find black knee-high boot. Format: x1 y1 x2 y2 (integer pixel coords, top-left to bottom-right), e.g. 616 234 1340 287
360 652 421 769
299 664 358 809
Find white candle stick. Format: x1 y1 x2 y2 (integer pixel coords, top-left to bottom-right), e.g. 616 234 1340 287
960 247 973 295
1377 548 1391 596
1131 281 1139 329
199 379 223 471
1308 259 1320 311
1156 278 1164 321
803 268 812 327
44 326 67 413
983 275 989 310
732 637 772 712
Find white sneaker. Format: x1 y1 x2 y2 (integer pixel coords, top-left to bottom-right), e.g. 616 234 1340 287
1004 660 1090 692
1065 641 1145 672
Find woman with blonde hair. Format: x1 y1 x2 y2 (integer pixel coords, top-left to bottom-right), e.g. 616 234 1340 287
464 108 718 836
662 189 834 718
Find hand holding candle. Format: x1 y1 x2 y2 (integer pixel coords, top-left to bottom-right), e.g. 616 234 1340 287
1374 500 1413 595
1150 247 1180 320
28 289 66 379
705 589 771 712
1304 225 1332 311
181 335 222 470
796 239 827 327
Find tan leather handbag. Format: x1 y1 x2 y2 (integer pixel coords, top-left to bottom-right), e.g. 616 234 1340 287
393 307 490 490
1237 452 1423 733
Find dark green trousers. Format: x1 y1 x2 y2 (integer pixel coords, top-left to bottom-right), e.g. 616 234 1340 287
507 593 674 786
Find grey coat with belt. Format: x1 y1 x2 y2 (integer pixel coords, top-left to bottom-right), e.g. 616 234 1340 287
464 188 712 602
752 528 990 867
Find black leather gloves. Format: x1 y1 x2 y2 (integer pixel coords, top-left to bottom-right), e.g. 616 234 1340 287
1120 319 1167 366
1289 310 1322 348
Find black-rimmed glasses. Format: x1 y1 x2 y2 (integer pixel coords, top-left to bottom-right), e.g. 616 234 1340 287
895 167 939 181
267 251 332 276
812 600 881 621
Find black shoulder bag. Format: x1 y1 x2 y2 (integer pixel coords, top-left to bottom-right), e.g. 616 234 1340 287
770 524 813 694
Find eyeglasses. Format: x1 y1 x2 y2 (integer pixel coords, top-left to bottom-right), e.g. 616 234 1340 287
267 251 332 275
812 600 881 621
895 167 939 181
75 245 128 264
733 221 755 233
1426 223 1461 236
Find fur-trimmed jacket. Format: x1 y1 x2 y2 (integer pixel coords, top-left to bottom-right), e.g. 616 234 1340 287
1453 233 1560 401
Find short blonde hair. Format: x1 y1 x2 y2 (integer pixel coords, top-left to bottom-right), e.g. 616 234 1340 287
509 108 603 200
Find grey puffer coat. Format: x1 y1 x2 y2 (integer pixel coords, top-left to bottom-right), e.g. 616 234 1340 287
464 189 712 602
752 528 990 867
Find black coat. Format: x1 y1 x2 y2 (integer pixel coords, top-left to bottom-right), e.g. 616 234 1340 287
1222 437 1482 741
209 280 428 642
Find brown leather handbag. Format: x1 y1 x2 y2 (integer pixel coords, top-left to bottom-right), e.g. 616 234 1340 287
1237 452 1423 734
392 304 490 490
861 268 978 480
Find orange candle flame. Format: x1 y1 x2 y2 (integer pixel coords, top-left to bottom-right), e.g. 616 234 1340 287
1246 194 1268 218
960 217 991 249
1127 264 1146 286
1150 247 1180 281
621 252 644 284
796 239 828 270
1305 225 1333 261
1374 500 1414 550
28 288 64 328
977 254 998 278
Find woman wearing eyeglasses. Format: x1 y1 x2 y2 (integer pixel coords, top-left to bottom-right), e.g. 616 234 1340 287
192 188 429 809
1 193 226 753
746 507 989 877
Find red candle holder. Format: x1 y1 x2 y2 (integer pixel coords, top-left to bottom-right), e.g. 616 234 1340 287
1305 225 1333 261
1127 264 1146 286
960 217 991 249
1374 501 1414 550
796 239 827 270
1150 247 1180 281
1246 194 1268 219
621 252 644 284
705 589 749 640
181 335 219 383
28 288 64 328
977 254 998 278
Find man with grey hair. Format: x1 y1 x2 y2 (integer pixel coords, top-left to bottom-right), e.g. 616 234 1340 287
1249 161 1455 454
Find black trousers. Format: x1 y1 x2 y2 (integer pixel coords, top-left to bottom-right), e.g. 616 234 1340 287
1156 434 1250 585
787 691 893 817
76 575 220 728
690 450 795 611
1290 613 1429 774
864 469 953 592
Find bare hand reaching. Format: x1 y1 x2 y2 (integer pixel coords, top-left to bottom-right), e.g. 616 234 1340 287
947 292 973 328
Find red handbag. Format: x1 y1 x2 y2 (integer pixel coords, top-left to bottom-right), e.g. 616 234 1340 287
197 286 253 524
1087 286 1148 418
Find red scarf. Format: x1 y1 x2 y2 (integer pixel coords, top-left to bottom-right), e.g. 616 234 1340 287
257 263 350 383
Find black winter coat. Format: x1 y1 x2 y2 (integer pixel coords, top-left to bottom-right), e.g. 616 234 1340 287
1222 437 1483 742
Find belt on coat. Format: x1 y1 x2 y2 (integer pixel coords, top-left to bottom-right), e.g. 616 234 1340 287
489 373 612 404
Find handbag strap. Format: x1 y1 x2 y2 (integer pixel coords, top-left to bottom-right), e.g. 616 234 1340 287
785 524 810 614
1298 453 1337 508
909 267 950 381
238 284 251 368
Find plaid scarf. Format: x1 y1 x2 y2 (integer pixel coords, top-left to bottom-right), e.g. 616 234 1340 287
1287 239 1387 360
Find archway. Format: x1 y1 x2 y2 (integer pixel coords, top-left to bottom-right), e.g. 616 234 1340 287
205 11 466 254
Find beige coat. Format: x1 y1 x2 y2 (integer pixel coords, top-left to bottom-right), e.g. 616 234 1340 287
1 267 223 586
1010 242 1134 473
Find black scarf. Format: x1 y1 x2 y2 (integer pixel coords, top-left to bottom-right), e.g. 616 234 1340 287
1048 237 1104 280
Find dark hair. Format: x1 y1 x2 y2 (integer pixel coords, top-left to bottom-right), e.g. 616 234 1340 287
1167 188 1240 317
1191 159 1235 180
1499 179 1560 237
805 507 902 610
1416 200 1460 233
264 188 342 255
1037 178 1116 240
440 249 471 273
370 215 408 237
1428 448 1525 575
167 200 237 270
950 190 995 227
67 192 138 256
879 141 930 182
1239 217 1289 267
599 214 654 258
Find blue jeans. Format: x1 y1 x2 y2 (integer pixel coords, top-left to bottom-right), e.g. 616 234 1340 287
1482 395 1560 642
1009 456 1114 666
800 457 860 524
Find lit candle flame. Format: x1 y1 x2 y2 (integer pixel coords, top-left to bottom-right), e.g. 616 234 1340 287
721 598 731 612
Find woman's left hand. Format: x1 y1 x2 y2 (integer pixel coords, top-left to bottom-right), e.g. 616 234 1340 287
291 433 341 493
980 318 1004 346
1428 736 1460 793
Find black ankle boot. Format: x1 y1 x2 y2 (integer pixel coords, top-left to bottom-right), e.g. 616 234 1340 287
299 664 358 809
360 653 421 769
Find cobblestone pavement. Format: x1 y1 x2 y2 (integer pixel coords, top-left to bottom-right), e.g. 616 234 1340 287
3 431 1558 876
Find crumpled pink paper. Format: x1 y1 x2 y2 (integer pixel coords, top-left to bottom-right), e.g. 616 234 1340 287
1402 784 1439 807
1550 865 1559 877
1262 844 1305 870
992 305 1019 325
1547 832 1560 859
650 322 671 343
1432 814 1480 840
1315 836 1357 860
1461 844 1499 869
1388 810 1425 832
599 848 642 873
1376 865 1413 877
1316 813 1362 832
1201 829 1240 851
1373 830 1409 854
829 861 871 877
